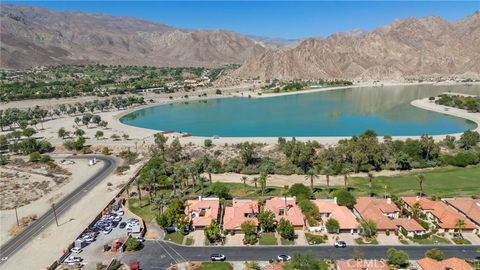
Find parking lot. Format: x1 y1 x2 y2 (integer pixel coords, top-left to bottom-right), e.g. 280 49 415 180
58 206 142 270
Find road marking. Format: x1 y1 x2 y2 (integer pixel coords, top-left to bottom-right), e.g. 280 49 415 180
154 240 178 265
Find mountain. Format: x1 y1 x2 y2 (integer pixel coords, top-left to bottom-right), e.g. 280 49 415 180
234 12 480 81
0 4 268 69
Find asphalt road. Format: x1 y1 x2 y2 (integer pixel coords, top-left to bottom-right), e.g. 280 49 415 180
0 155 117 263
122 240 480 270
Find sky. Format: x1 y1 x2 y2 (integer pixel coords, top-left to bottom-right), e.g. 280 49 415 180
5 1 480 39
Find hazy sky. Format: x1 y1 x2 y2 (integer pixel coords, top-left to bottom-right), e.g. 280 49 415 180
6 1 480 39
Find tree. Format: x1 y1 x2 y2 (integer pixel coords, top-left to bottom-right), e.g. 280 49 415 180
455 219 466 235
204 139 213 147
152 194 168 215
305 168 318 191
94 130 104 140
332 189 356 209
387 248 409 267
251 177 259 189
411 201 421 219
207 182 230 199
241 220 257 245
290 251 326 270
259 172 268 197
320 164 334 189
367 172 374 196
289 183 312 201
57 127 68 139
125 237 141 251
425 248 445 261
22 127 36 138
358 219 377 239
241 176 248 191
417 174 425 196
204 219 221 243
239 142 256 165
152 133 168 157
74 128 85 138
459 130 480 149
277 218 294 240
325 218 340 233
257 210 276 232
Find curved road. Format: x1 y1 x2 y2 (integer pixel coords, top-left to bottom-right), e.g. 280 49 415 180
0 155 117 263
124 241 480 269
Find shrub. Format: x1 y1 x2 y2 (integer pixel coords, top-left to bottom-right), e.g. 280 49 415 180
333 189 356 209
289 183 312 201
125 237 141 251
204 139 213 147
387 248 409 267
29 151 41 162
277 218 294 240
206 182 230 199
258 210 276 232
101 146 110 155
325 218 340 234
425 248 444 261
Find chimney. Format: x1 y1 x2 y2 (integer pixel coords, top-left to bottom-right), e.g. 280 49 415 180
199 196 202 201
387 198 391 204
334 197 338 205
416 196 420 202
232 198 236 205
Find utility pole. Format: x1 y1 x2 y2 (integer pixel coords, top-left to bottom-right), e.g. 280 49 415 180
52 203 59 227
14 206 19 226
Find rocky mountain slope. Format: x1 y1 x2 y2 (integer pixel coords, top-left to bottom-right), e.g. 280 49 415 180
234 11 480 81
0 4 267 69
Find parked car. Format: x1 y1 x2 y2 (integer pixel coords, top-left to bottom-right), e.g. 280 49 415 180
103 228 112 235
114 216 122 222
70 247 82 253
65 256 83 263
165 226 177 233
210 254 226 261
334 241 347 248
277 255 292 262
119 222 127 229
115 210 124 216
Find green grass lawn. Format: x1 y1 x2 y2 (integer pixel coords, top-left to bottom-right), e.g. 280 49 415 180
127 198 157 223
281 237 295 245
185 237 194 246
311 166 480 197
409 234 451 244
355 238 379 245
259 232 278 245
284 259 328 270
197 262 232 270
164 232 184 244
305 233 328 244
453 238 471 245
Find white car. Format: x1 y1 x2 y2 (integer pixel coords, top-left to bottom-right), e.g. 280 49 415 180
103 228 112 235
277 255 292 262
114 210 124 216
70 247 82 253
65 256 82 263
84 236 95 242
114 216 122 222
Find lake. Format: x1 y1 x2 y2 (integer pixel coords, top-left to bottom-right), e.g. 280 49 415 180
120 84 480 137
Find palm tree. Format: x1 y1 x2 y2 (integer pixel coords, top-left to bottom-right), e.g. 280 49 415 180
241 176 248 192
305 168 318 191
411 201 421 219
341 164 352 188
170 174 178 197
455 219 466 235
152 194 168 215
136 178 143 204
148 168 159 200
322 165 334 190
282 185 289 216
259 172 267 198
417 174 425 197
251 177 259 190
367 172 374 197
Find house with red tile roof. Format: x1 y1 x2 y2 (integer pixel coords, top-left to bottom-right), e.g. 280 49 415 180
354 197 426 235
444 198 480 233
223 199 259 231
265 197 304 229
417 257 473 270
402 197 476 233
185 197 220 230
310 199 358 234
336 259 390 270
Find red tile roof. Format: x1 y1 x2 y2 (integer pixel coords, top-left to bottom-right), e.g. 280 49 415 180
393 218 425 232
444 198 480 226
312 200 358 230
185 198 220 228
354 197 399 230
417 257 473 270
266 197 304 227
402 197 476 230
223 200 258 230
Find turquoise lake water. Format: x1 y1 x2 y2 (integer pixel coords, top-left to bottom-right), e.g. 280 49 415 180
120 85 480 137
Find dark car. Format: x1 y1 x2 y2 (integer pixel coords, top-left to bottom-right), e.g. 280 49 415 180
210 254 226 261
119 222 127 229
165 226 177 233
334 241 347 248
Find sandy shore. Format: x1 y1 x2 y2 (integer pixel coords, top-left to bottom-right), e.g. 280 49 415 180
1 81 479 148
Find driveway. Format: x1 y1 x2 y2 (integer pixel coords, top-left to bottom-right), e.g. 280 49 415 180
295 230 308 245
337 233 357 245
225 234 245 246
462 233 480 245
191 230 205 246
377 234 401 245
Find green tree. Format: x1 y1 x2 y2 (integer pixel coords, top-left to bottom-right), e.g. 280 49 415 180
425 248 445 261
257 210 276 232
57 127 68 139
241 220 258 245
455 219 466 235
125 237 141 251
358 219 377 239
325 218 340 233
417 174 425 196
22 127 36 138
387 248 409 267
241 176 248 191
459 130 480 149
290 251 327 270
277 218 294 240
94 130 104 140
207 182 230 199
204 219 221 243
289 183 312 201
332 189 356 209
305 168 318 191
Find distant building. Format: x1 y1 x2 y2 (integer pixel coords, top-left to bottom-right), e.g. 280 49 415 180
417 257 473 270
444 198 480 233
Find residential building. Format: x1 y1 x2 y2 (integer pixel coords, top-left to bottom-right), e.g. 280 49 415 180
185 197 220 230
417 257 473 270
336 259 390 270
310 199 358 234
444 198 480 233
265 197 304 229
223 199 259 231
402 197 476 233
354 197 425 235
